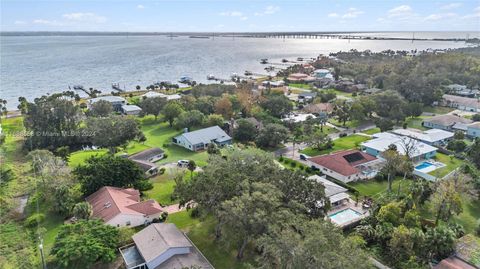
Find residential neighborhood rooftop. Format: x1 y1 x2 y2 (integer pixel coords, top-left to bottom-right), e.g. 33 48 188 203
362 132 437 158
443 94 480 109
307 149 377 176
128 147 165 162
177 126 231 145
89 95 126 103
423 114 473 127
86 186 163 223
391 128 454 144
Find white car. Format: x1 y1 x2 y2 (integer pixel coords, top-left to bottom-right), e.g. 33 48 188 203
177 160 190 167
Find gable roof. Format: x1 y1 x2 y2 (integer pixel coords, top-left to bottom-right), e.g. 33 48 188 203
391 128 453 143
176 126 231 145
132 223 213 269
362 132 437 158
308 175 348 197
86 187 162 222
129 147 164 162
423 114 472 127
122 105 142 112
308 149 376 176
443 94 480 109
89 96 126 104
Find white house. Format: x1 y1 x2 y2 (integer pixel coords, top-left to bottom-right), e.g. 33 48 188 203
172 126 232 151
119 223 213 269
307 149 380 183
86 187 163 228
361 132 437 161
88 96 126 111
142 91 182 101
308 175 350 208
467 122 480 138
422 114 473 132
442 94 480 112
122 105 142 115
391 128 454 146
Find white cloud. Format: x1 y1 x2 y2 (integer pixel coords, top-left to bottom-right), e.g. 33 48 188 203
137 5 145 9
440 3 462 10
424 13 457 21
240 16 248 21
255 5 280 16
328 13 339 18
62 12 106 23
475 6 480 12
219 11 243 17
387 5 414 19
342 8 364 18
33 19 63 26
14 20 26 25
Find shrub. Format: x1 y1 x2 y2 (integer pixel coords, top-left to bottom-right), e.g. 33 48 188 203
290 161 297 168
163 153 168 158
279 156 284 162
283 158 291 164
305 167 313 173
298 165 305 170
159 167 166 175
339 133 348 137
25 213 45 228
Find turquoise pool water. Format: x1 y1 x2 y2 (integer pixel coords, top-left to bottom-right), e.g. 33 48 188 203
329 208 362 226
415 162 434 170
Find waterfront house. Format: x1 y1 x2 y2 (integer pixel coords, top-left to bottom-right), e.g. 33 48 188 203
303 103 334 115
88 96 126 112
86 186 163 228
128 148 165 177
172 126 232 151
361 132 437 161
391 128 454 146
282 113 317 123
122 105 142 115
441 94 480 112
307 149 380 183
313 69 331 79
422 114 473 132
261 80 285 88
467 122 480 138
142 91 182 101
119 223 213 269
298 92 317 104
445 84 479 98
308 175 350 208
287 73 316 83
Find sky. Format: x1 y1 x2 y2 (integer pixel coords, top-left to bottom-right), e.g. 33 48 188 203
1 0 479 32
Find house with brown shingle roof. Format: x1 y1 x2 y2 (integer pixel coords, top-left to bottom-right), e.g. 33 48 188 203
86 186 163 228
442 94 480 112
422 114 473 132
307 149 381 183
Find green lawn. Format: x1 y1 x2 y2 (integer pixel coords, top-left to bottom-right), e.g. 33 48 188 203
300 134 370 156
288 83 312 89
328 118 364 129
362 127 381 135
167 212 254 269
68 116 209 167
139 117 209 166
428 153 463 178
455 198 480 234
422 106 455 115
144 173 179 206
405 116 431 131
327 89 354 98
349 177 410 200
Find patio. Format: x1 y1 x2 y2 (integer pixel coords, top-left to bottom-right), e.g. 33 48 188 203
327 199 369 228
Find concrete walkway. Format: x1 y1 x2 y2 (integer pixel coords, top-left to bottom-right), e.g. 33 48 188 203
161 203 187 214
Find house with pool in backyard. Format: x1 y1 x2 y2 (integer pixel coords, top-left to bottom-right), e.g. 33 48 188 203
360 132 445 181
309 175 369 228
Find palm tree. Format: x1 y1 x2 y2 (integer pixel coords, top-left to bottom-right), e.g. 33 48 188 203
382 144 402 192
73 202 92 220
187 160 196 179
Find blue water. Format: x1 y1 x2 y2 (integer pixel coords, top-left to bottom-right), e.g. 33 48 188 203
1 33 476 109
329 208 361 225
415 162 434 170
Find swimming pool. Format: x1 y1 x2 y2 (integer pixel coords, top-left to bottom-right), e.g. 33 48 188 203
415 162 434 170
329 208 362 226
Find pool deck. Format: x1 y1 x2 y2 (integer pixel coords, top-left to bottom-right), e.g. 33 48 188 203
327 199 369 228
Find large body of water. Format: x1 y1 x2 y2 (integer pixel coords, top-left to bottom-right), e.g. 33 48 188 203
1 31 478 109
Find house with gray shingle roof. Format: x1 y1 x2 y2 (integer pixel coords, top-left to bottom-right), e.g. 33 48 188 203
119 223 213 269
88 96 126 111
422 114 473 131
172 126 232 151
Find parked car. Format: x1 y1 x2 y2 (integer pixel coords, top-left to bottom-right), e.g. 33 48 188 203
177 160 190 167
299 154 310 160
